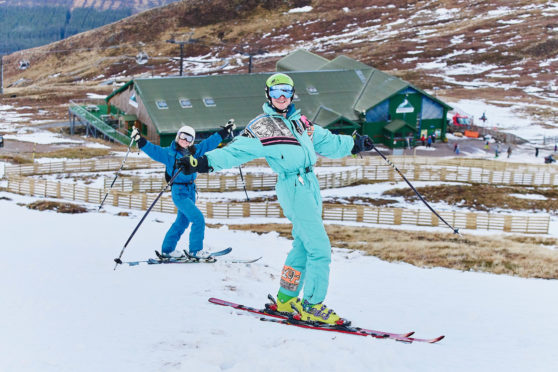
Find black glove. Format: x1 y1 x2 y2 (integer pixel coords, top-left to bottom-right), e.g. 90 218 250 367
351 133 374 154
218 119 236 140
177 155 211 175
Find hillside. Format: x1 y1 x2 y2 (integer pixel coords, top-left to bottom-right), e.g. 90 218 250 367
2 0 178 12
1 0 557 129
0 0 180 54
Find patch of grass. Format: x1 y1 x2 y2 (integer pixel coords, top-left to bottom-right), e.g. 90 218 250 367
35 148 111 159
26 200 88 214
0 155 33 164
383 184 558 213
217 223 558 279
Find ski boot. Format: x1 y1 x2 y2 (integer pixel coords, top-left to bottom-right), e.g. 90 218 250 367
264 294 302 316
183 250 216 263
290 300 351 327
157 250 186 261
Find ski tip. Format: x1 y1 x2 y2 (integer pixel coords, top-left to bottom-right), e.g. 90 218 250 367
430 335 445 343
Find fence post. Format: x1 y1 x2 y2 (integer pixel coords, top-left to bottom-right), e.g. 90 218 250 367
503 215 513 232
356 205 364 222
394 208 402 225
206 202 214 219
466 213 477 230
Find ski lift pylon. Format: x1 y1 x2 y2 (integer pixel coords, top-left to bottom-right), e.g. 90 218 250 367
18 59 30 70
136 52 148 65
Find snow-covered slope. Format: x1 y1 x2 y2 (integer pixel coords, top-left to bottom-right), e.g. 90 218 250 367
1 192 557 371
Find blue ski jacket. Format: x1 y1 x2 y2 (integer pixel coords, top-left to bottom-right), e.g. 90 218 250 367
139 132 223 187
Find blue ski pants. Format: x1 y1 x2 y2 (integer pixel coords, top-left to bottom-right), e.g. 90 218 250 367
162 184 204 254
275 171 331 304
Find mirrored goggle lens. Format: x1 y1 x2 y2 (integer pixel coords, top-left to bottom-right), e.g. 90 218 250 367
269 84 294 99
178 132 194 142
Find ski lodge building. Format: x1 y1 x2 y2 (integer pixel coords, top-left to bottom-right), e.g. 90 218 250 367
69 50 451 148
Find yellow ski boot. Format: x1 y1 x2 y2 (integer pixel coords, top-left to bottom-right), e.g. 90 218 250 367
265 294 303 316
292 300 351 326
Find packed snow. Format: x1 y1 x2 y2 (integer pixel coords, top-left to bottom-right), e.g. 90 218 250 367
1 23 558 367
0 190 557 371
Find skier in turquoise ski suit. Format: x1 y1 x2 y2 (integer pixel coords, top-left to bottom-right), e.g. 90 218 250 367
131 124 234 256
177 73 372 323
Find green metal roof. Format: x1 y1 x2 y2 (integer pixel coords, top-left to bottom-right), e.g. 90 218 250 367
353 68 452 114
313 106 360 129
319 55 372 72
276 49 330 72
110 52 451 136
353 69 408 113
131 70 366 134
383 119 417 133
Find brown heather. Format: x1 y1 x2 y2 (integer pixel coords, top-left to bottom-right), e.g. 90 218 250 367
211 223 558 280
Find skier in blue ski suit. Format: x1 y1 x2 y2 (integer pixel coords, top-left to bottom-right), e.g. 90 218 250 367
131 123 235 257
177 73 373 324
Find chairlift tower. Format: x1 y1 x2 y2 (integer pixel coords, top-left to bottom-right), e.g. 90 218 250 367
166 33 199 76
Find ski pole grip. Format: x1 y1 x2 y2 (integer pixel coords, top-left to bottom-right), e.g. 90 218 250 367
190 156 198 167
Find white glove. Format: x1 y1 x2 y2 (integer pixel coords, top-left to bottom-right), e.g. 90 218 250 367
131 127 141 142
219 119 237 139
226 119 236 131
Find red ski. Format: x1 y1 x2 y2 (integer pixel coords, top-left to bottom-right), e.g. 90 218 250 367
208 297 444 344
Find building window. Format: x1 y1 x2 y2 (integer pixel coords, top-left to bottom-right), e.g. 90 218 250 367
156 100 168 109
179 98 192 108
306 86 319 95
421 96 443 119
365 99 390 122
203 97 216 107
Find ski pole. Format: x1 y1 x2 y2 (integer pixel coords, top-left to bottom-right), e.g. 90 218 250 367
113 170 182 270
222 118 250 201
99 137 135 211
355 132 460 235
238 166 250 202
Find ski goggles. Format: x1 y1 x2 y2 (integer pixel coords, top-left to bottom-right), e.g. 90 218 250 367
177 132 194 142
269 84 294 99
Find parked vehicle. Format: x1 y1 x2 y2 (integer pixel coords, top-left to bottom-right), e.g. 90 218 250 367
452 113 472 127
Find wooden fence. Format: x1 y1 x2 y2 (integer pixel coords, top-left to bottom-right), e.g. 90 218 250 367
3 158 162 176
104 168 364 192
6 155 558 177
102 163 558 192
7 176 549 234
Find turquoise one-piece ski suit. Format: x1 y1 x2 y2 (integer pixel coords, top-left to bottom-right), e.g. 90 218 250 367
205 103 353 304
139 132 223 255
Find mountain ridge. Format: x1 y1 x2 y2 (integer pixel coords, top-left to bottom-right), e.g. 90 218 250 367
1 0 556 128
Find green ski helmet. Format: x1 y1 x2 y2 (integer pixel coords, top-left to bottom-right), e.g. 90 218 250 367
265 73 295 113
265 73 294 88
